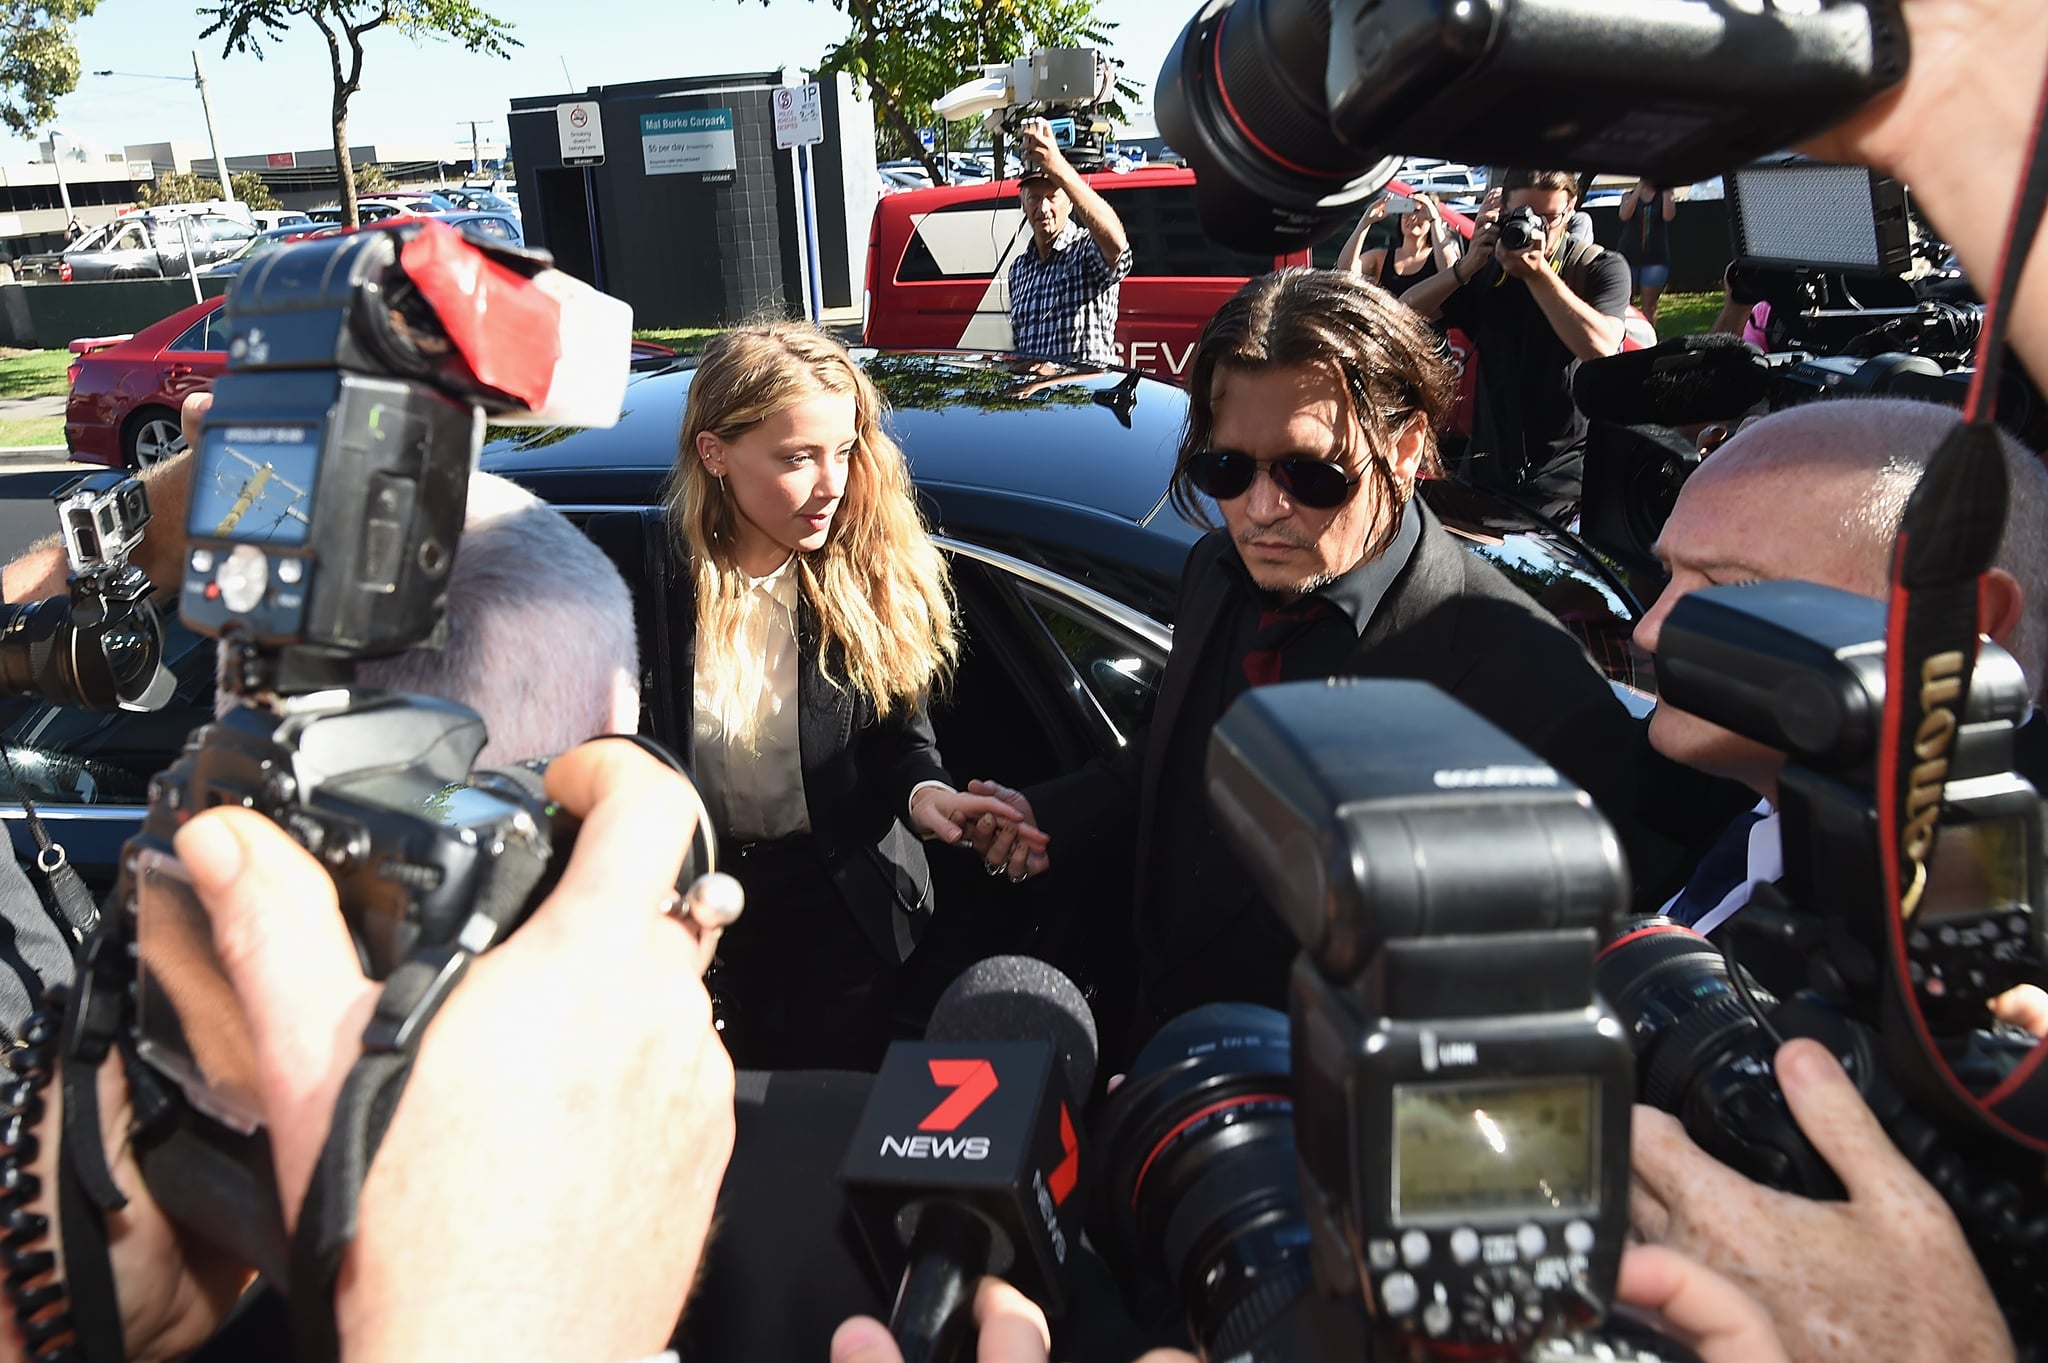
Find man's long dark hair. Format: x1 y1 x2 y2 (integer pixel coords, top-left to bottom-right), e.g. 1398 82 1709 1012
1171 268 1456 561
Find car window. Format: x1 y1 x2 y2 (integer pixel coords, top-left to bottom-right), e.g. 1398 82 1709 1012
166 308 224 354
1016 586 1164 741
107 223 147 252
201 216 254 243
468 216 514 239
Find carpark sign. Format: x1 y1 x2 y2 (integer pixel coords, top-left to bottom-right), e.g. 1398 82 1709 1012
558 100 605 167
774 83 825 150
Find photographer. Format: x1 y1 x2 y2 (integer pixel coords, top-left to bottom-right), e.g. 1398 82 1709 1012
1625 397 2045 1363
0 740 736 1363
1637 398 2047 936
1007 117 1133 367
1403 169 1629 518
1333 191 1462 299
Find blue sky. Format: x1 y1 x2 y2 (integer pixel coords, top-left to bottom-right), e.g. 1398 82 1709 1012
22 0 1193 163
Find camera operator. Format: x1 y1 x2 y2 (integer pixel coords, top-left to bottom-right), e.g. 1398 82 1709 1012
961 268 1667 1054
0 395 644 1038
0 740 736 1363
1401 169 1629 518
1007 116 1133 367
1625 397 2045 1363
1638 398 2048 937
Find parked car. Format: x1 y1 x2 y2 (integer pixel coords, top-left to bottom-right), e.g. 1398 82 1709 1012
308 202 408 225
249 210 313 232
199 222 347 278
64 291 675 471
7 351 1642 1011
434 186 521 215
430 210 523 246
63 295 227 469
17 213 256 283
359 193 462 214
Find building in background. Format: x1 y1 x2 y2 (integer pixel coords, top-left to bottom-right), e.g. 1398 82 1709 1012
506 69 875 327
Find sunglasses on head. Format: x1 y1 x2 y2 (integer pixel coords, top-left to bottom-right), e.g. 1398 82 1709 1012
1184 448 1361 509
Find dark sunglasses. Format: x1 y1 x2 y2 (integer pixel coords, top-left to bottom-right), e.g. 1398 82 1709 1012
1184 449 1360 510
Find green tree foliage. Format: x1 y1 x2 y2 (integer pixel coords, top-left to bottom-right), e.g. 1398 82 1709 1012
137 168 284 209
0 1 98 138
200 1 517 225
762 0 1135 182
352 159 392 192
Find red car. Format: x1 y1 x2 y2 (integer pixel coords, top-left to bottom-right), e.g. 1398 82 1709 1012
65 295 227 469
66 290 678 470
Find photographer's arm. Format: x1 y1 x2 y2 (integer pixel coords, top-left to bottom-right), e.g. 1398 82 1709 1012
1397 254 1468 321
1520 260 1626 361
1797 0 2048 382
1333 200 1387 274
1019 122 1129 268
1629 1039 2015 1363
0 391 208 604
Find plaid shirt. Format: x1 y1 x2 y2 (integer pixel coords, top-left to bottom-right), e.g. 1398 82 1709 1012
1007 221 1132 367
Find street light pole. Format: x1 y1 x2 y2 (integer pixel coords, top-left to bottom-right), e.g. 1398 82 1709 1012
192 49 236 206
47 132 73 225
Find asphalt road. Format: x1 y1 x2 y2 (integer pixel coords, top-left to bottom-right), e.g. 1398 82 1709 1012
0 465 93 564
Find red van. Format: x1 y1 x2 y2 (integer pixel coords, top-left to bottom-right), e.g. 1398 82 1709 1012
862 166 1313 382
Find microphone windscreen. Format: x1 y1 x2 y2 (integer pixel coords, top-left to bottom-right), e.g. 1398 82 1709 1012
1572 333 1772 427
926 955 1099 1101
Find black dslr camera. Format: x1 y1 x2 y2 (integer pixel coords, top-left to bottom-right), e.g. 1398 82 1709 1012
1095 681 1640 1360
55 221 658 1286
1494 206 1546 256
1606 580 2048 1347
0 472 171 712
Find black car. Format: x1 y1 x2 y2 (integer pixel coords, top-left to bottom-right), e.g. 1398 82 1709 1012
1 351 1643 1004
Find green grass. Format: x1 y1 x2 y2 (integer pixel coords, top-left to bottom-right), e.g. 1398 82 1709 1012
0 414 65 446
633 327 721 355
1651 291 1724 339
0 350 72 401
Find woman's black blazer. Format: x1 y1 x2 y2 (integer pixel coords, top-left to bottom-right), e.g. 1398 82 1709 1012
585 507 949 963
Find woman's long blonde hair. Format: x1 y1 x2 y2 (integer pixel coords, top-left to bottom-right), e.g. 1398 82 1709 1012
665 322 957 727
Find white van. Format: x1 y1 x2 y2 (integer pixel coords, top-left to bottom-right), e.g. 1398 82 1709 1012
249 209 312 232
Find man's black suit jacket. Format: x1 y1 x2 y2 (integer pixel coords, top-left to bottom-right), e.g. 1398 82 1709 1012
587 507 949 964
1027 502 1646 1007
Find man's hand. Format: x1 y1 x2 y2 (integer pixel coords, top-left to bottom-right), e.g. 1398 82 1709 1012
831 1278 1195 1363
1495 229 1548 282
960 779 1052 880
1615 1245 1790 1363
1630 1038 2014 1363
1015 119 1073 187
176 739 736 1363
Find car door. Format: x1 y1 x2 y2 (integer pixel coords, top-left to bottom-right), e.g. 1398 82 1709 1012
194 215 255 265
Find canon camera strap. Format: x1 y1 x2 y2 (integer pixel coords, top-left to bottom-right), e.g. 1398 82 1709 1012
1876 62 2048 1149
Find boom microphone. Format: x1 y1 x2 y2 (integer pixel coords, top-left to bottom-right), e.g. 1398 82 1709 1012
840 956 1098 1363
1572 333 1775 428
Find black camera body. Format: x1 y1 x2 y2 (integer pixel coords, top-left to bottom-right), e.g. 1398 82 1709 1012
1206 680 1636 1355
1494 205 1545 256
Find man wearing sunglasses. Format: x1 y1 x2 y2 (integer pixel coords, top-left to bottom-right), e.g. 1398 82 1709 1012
1402 168 1631 520
965 268 1656 1050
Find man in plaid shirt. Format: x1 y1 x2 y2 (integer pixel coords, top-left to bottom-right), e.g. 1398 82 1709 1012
1006 117 1132 367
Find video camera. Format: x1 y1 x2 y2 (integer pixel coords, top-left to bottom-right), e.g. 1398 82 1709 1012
1608 580 2048 1345
0 472 172 713
1093 680 1641 1360
934 48 1118 174
49 220 702 1291
1154 0 1908 253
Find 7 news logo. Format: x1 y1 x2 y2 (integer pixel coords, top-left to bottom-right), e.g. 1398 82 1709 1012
875 1058 1083 1203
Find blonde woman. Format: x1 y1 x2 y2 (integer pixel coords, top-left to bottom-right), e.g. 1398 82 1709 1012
665 322 1044 1070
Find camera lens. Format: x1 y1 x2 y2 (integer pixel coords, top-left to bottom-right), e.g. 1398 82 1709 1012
1155 0 1399 254
1093 1004 1311 1357
1596 918 1851 1196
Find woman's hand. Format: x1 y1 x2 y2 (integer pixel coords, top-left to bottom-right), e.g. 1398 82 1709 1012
912 784 1051 880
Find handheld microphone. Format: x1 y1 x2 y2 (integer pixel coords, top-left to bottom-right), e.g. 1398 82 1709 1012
1572 332 1775 428
840 956 1098 1363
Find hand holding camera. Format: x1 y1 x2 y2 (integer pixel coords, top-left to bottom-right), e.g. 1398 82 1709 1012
1630 1040 2016 1363
1016 117 1069 185
1494 205 1550 280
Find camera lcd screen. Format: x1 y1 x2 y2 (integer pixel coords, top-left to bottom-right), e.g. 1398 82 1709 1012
1393 1077 1598 1222
189 425 319 547
1917 815 2032 922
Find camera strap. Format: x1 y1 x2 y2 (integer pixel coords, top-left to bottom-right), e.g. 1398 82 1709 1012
1876 58 2048 1149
